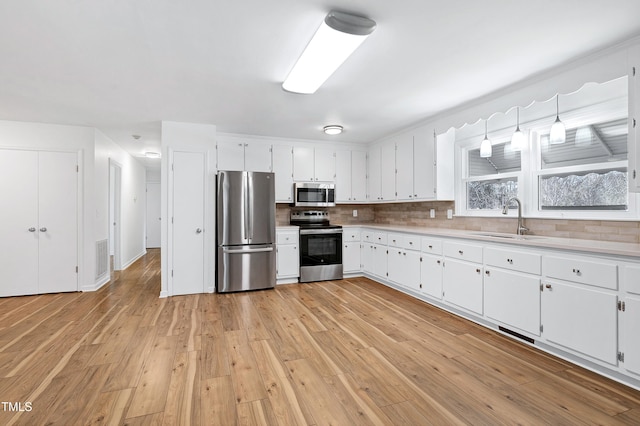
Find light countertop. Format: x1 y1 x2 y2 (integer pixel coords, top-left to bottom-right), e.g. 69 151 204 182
339 223 640 259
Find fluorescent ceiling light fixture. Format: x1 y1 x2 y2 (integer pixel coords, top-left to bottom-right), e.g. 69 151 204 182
282 11 376 94
145 151 161 159
323 125 343 135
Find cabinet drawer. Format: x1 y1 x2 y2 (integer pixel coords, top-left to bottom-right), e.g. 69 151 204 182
374 232 388 245
361 230 375 242
276 231 298 245
485 246 541 275
403 235 421 251
421 237 443 255
388 233 404 248
343 229 361 242
543 255 617 290
443 241 483 263
623 265 640 295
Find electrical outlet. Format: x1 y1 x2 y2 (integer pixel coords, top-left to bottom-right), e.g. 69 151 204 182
447 209 453 219
352 209 358 217
430 209 435 218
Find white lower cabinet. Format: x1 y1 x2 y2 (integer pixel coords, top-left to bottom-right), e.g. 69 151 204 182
541 279 618 365
484 268 541 336
443 258 484 314
276 229 299 282
621 264 640 376
420 253 443 299
442 241 483 314
373 244 388 279
343 229 361 273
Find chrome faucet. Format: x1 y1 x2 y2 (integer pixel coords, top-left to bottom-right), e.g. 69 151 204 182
502 197 529 235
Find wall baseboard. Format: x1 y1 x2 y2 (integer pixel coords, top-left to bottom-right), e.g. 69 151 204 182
83 274 110 292
121 249 147 271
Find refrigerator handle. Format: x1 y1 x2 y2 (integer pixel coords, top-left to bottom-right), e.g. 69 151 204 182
247 173 254 241
244 172 251 242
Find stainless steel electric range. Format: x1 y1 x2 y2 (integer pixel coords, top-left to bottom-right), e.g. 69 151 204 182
290 211 343 283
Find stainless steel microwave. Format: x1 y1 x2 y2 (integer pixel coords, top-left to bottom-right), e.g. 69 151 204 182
294 182 336 207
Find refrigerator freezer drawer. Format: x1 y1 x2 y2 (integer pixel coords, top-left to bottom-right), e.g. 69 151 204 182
217 245 276 293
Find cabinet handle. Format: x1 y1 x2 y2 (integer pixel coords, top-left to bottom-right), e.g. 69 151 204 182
458 250 464 255
409 241 413 245
196 228 202 234
40 227 47 232
545 284 552 289
572 268 581 274
403 252 406 256
28 227 36 232
507 258 513 264
475 268 481 273
485 270 490 276
436 260 441 264
414 194 417 197
428 245 433 249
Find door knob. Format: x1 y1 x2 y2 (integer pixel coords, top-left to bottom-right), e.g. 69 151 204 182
40 227 47 232
196 228 202 234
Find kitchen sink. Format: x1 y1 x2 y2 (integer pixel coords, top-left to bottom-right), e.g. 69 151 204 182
476 232 543 241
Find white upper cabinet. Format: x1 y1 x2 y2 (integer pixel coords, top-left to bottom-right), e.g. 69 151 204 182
380 143 396 201
629 44 640 193
217 139 272 172
293 147 335 182
413 126 437 199
395 133 415 200
336 150 367 202
272 145 294 203
368 147 382 201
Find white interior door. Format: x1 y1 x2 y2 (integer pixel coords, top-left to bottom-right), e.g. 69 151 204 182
172 151 205 295
37 151 78 294
146 183 161 248
0 149 39 296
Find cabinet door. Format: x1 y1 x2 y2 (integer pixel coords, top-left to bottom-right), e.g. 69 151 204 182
395 134 414 200
245 143 272 172
172 151 206 295
541 280 617 365
361 244 374 275
403 250 422 292
368 148 381 201
387 248 403 285
293 146 315 181
484 268 540 336
420 254 443 299
622 296 640 375
276 244 299 279
217 140 245 171
373 245 387 278
380 143 396 201
629 44 639 193
314 148 335 182
351 151 367 201
443 258 483 314
413 126 435 200
335 150 352 202
38 151 79 294
272 145 294 202
0 149 39 297
343 241 361 273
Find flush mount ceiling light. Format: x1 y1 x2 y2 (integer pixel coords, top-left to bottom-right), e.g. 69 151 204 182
323 125 343 135
510 107 525 152
550 95 566 145
480 120 492 158
145 151 161 159
282 10 376 94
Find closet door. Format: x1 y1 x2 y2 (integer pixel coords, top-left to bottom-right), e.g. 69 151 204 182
0 149 39 296
38 151 78 294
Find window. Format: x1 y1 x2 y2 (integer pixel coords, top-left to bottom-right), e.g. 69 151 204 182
455 76 636 219
464 141 521 212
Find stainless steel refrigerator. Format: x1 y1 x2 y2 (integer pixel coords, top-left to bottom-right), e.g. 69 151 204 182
216 170 276 293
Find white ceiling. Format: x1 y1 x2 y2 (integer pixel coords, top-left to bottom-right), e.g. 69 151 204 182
2 1 640 167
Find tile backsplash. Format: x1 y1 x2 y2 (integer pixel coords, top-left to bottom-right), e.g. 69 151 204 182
277 201 640 244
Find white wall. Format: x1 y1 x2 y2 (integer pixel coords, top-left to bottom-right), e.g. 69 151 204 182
0 119 96 291
94 130 147 280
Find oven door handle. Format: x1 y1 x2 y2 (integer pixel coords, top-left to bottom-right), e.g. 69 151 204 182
299 228 343 235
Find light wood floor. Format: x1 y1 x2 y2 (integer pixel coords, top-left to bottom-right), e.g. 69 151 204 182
1 249 639 425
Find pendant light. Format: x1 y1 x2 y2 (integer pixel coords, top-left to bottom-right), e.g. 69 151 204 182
510 107 525 151
480 119 492 158
549 95 566 145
